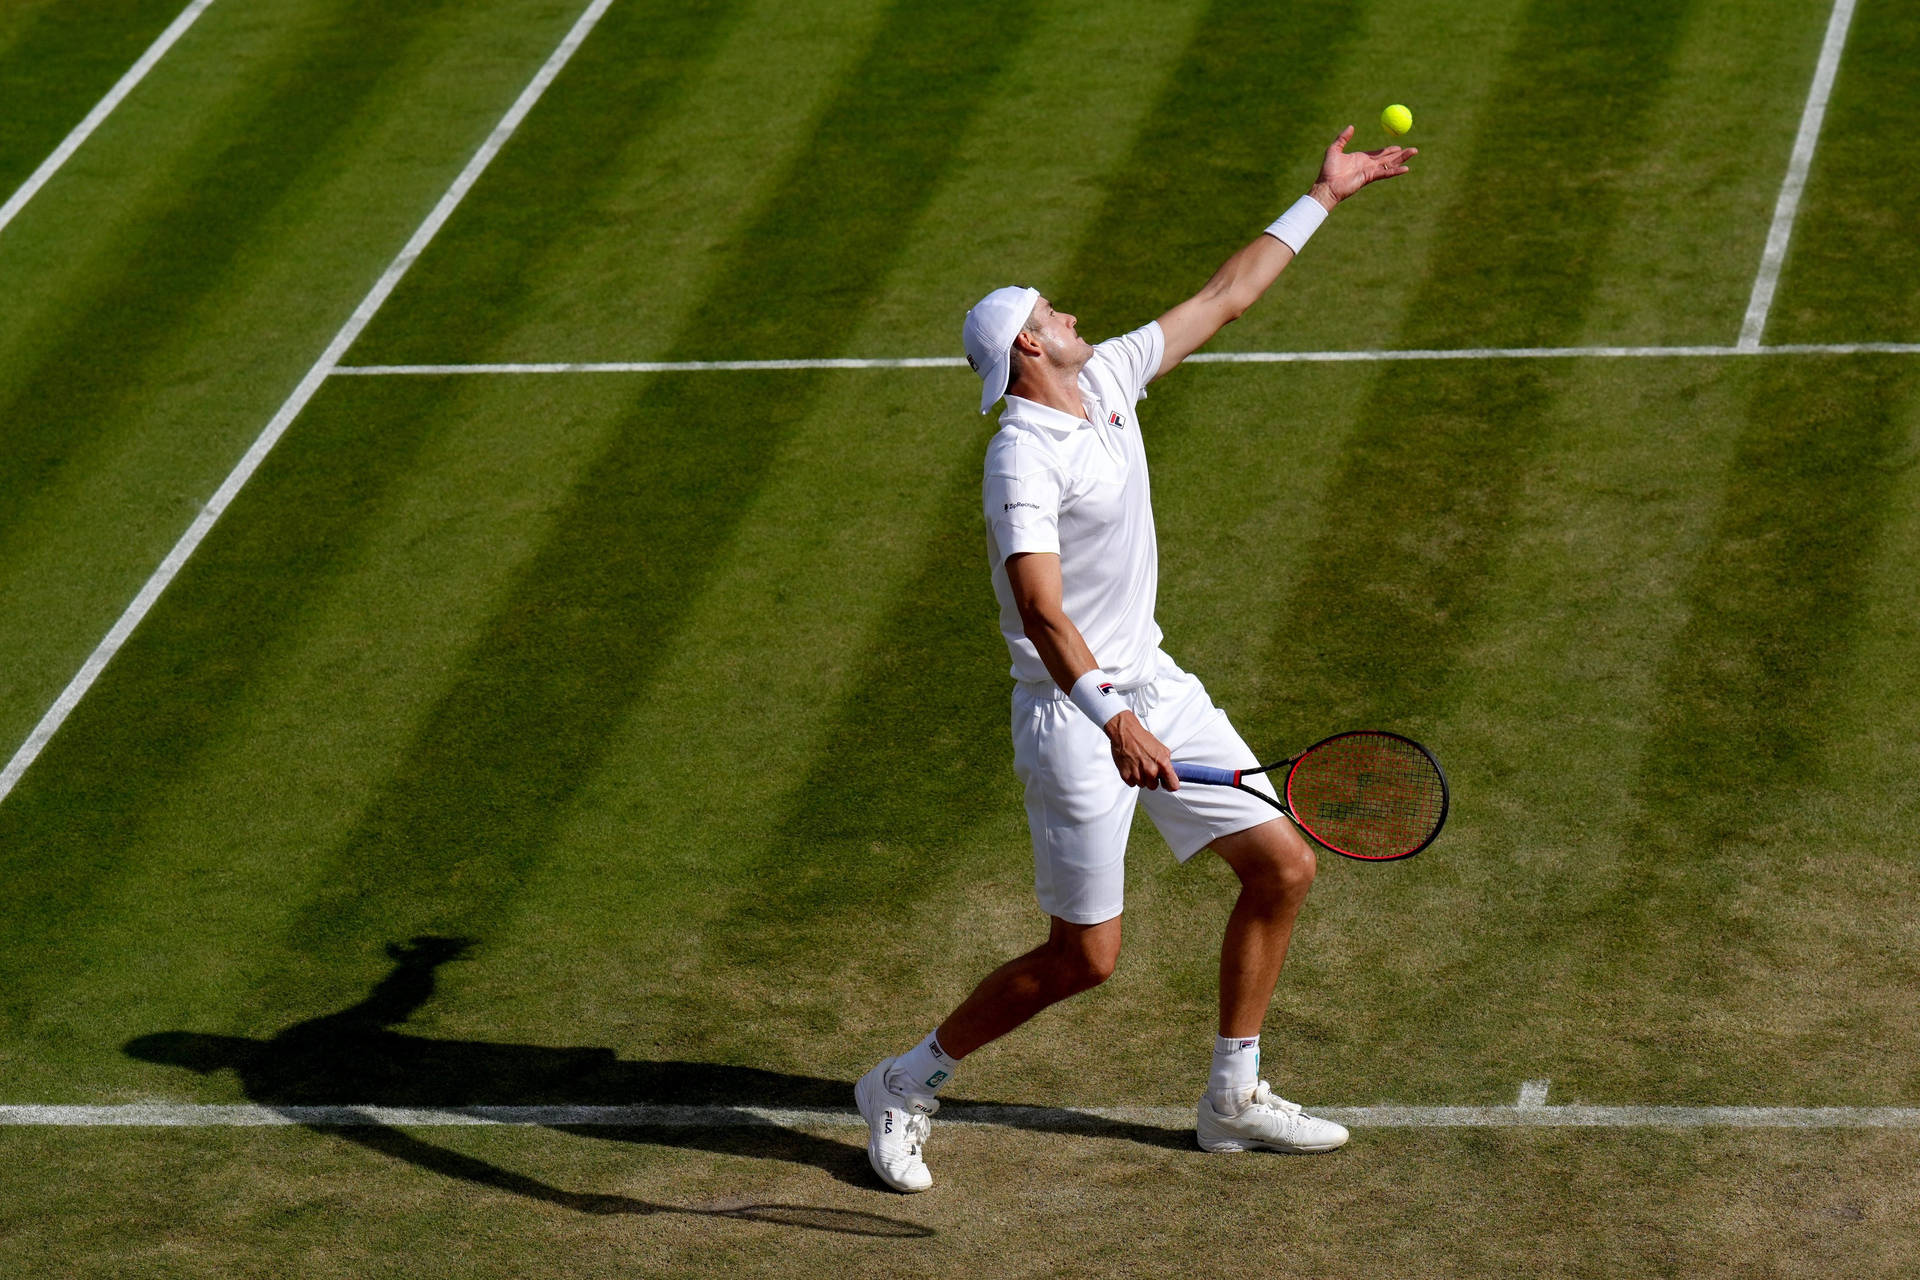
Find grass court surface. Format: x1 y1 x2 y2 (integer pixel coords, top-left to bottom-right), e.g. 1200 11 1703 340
1 0 1917 1275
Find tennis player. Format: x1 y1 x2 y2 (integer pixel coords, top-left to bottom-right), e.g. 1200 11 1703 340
856 127 1415 1192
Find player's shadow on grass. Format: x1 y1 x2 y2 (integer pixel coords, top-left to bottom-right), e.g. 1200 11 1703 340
124 937 1186 1227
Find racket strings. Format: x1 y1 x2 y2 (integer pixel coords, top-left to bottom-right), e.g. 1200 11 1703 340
1287 734 1445 859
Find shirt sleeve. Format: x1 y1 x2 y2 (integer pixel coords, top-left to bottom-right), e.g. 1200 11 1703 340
1087 320 1165 404
983 453 1064 562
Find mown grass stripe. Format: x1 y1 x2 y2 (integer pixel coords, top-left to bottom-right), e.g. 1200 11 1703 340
0 0 215 238
1590 356 1915 1062
0 0 619 811
1736 0 1858 348
1049 0 1365 333
1250 0 1699 740
0 0 467 566
236 0 1045 1023
2 1102 1915 1130
1764 0 1920 345
342 0 742 365
0 0 199 205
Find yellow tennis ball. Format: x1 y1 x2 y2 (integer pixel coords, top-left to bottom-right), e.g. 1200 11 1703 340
1382 104 1412 136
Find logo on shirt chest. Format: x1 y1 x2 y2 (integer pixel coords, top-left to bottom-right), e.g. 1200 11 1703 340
1107 411 1127 429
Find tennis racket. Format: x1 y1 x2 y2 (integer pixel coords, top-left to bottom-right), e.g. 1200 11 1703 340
1174 730 1448 861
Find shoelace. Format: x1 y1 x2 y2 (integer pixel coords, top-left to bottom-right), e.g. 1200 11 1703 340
1249 1081 1302 1116
903 1111 931 1157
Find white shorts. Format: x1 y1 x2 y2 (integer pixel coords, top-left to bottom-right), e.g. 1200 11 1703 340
1010 651 1282 925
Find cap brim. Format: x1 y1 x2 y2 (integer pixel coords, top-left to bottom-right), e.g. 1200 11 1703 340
977 350 1010 414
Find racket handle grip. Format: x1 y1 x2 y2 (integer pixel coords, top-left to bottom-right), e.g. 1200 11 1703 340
1173 762 1239 786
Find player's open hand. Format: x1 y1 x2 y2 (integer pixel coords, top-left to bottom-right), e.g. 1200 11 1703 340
1105 710 1179 791
1312 125 1416 207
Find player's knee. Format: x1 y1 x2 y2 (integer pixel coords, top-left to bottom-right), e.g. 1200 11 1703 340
1047 939 1119 995
1237 826 1315 901
1274 829 1317 895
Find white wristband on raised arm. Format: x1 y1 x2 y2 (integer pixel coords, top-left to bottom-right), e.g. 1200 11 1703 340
1069 668 1124 729
1264 194 1329 254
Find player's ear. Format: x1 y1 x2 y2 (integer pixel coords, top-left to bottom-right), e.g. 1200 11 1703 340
1010 329 1043 358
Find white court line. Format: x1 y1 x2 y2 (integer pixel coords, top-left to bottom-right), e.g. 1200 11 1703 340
0 0 219 239
329 342 1920 376
0 0 618 808
2 1101 1917 1129
1738 0 1858 349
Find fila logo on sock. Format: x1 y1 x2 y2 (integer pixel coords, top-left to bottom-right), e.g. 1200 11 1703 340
1235 1039 1257 1052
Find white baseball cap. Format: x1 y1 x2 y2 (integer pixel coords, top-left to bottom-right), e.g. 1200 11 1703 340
962 285 1040 414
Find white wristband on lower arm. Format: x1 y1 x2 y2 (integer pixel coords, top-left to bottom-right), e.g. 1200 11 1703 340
1264 194 1329 254
1069 669 1123 729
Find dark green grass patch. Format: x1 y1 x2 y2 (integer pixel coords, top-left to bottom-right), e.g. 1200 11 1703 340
0 0 460 556
0 0 191 200
1769 0 1920 344
346 0 745 365
1249 0 1697 740
237 0 1045 1031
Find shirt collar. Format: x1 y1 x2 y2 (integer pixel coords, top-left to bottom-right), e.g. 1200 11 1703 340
1000 393 1089 436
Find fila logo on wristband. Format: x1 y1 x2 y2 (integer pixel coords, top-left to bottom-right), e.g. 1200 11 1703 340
1070 669 1123 726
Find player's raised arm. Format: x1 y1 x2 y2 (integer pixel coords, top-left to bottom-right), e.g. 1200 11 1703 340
1153 126 1416 380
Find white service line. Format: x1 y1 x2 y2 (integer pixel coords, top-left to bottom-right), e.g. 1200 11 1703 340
0 0 219 239
329 341 1920 377
0 0 618 808
1737 0 1859 349
2 1101 1917 1130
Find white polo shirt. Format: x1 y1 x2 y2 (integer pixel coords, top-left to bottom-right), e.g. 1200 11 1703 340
982 320 1166 689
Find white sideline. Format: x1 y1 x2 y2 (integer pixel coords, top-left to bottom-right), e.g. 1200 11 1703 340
329 342 1920 377
0 0 617 808
2 1101 1917 1130
1737 0 1858 349
0 0 219 239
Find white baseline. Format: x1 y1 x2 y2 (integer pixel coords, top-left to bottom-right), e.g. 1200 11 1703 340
0 0 619 808
0 0 220 239
1 1101 1916 1130
1738 0 1859 349
329 342 1920 377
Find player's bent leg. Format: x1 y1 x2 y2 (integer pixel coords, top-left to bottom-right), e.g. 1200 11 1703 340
856 915 1121 1192
1211 818 1315 1037
936 914 1122 1059
1196 819 1346 1154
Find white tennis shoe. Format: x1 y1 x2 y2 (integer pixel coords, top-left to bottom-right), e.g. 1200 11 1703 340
855 1057 937 1192
1196 1080 1349 1154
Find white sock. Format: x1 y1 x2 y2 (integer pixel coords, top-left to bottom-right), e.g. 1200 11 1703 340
1209 1034 1260 1114
887 1030 958 1097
